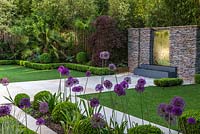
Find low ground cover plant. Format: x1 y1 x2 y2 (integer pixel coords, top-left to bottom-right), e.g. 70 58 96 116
154 78 183 87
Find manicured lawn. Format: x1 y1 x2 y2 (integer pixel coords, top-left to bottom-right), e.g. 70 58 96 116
0 65 86 82
80 84 200 129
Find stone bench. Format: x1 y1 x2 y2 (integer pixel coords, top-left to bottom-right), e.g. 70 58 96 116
134 64 177 78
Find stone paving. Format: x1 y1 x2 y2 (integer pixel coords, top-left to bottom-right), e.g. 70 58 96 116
0 73 180 134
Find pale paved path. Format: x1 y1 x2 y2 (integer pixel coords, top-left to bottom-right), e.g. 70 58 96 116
0 73 179 134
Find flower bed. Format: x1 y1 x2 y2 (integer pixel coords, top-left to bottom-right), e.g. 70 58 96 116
1 51 197 134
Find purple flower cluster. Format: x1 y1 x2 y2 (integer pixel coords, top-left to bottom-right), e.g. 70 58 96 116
124 77 131 84
19 98 31 109
158 96 185 124
90 113 106 128
72 86 84 92
90 98 100 108
95 84 104 92
187 117 196 125
58 66 70 76
108 64 116 71
65 77 79 87
135 78 146 93
120 81 129 90
0 78 9 86
85 71 91 77
114 84 126 96
39 102 49 114
36 117 45 125
0 105 11 117
99 51 110 60
103 80 113 89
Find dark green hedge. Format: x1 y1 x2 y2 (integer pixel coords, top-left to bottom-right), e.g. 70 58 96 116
179 110 200 134
0 60 16 65
0 60 113 75
194 74 200 84
154 78 183 87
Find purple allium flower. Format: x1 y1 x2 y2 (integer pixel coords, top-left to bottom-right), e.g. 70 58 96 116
108 64 117 71
120 81 129 90
58 66 70 76
72 86 84 92
170 96 185 109
86 71 91 77
99 51 110 60
157 103 167 117
72 78 79 85
36 117 45 125
90 98 100 108
65 78 74 87
135 84 145 93
90 113 106 128
124 77 131 84
58 65 65 73
0 105 11 117
19 98 31 109
95 84 104 92
103 80 113 89
137 78 146 86
114 84 126 96
165 104 174 114
0 78 9 86
187 117 196 125
172 106 183 116
39 102 49 114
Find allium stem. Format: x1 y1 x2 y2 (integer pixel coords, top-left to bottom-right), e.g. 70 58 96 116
168 114 172 134
69 87 72 102
114 74 118 84
140 93 144 125
84 77 89 94
125 96 132 128
6 86 13 102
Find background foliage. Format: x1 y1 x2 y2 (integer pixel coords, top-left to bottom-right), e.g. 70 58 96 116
0 0 200 65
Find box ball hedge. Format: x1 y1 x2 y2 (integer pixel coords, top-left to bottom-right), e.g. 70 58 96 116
154 78 183 87
33 91 52 109
14 93 30 106
179 110 200 134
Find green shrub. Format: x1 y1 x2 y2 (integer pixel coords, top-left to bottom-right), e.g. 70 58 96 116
89 67 113 75
76 52 88 64
33 91 52 109
0 60 16 65
74 118 109 134
128 125 163 134
179 110 200 134
65 63 90 71
51 101 79 122
39 53 52 63
194 74 200 84
154 78 183 87
14 93 30 106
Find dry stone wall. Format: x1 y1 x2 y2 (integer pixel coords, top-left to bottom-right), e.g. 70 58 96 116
128 25 200 80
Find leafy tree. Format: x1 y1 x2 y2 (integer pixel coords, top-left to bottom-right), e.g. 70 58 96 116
0 0 16 31
88 16 126 66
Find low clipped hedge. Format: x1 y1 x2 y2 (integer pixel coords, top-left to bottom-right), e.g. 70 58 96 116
128 125 163 134
0 60 16 65
179 110 200 134
194 74 200 84
33 91 52 109
0 60 112 75
14 93 30 106
154 78 183 87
